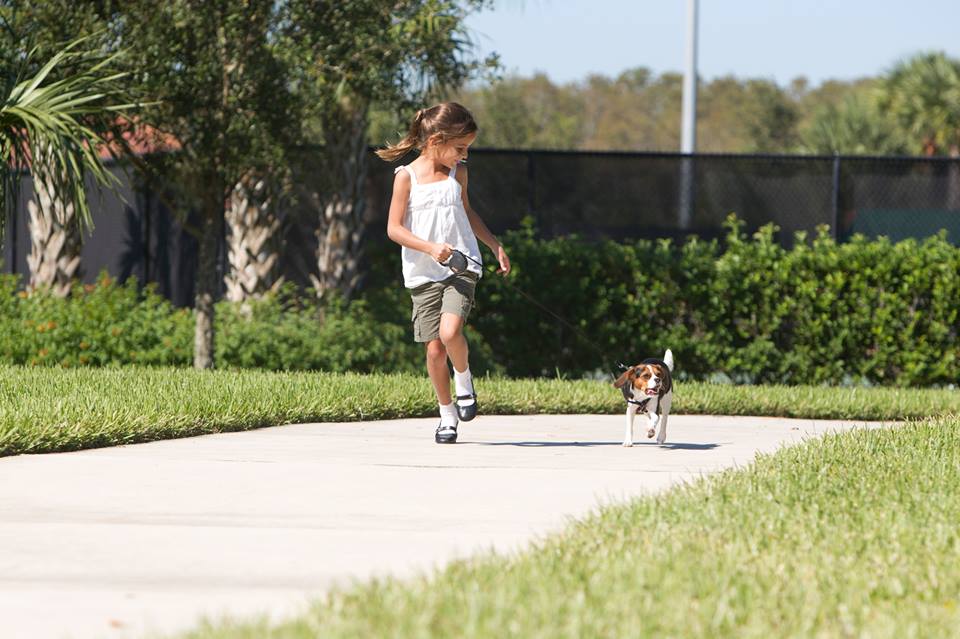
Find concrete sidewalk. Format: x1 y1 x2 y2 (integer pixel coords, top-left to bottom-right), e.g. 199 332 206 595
0 414 890 639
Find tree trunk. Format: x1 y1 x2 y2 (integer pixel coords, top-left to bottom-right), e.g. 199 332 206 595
311 107 368 299
194 211 223 369
26 165 82 297
224 172 283 302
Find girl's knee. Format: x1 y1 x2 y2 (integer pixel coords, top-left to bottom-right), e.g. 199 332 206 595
440 328 460 345
438 323 463 346
425 339 446 360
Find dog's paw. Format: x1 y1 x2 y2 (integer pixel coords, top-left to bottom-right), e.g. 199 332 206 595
656 437 666 445
646 428 656 438
622 441 633 447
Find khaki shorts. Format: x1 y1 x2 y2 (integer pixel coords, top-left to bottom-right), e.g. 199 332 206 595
409 272 479 343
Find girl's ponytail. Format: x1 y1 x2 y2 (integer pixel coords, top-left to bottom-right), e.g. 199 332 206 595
376 109 425 162
377 103 477 163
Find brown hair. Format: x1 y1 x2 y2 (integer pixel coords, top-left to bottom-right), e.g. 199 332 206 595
376 102 478 162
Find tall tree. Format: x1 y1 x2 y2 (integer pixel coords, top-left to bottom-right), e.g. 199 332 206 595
25 151 81 295
223 171 283 302
798 94 907 155
0 36 133 293
98 0 297 369
699 77 799 152
282 0 497 299
455 73 584 149
791 77 877 143
454 69 817 153
1 3 135 294
877 52 960 157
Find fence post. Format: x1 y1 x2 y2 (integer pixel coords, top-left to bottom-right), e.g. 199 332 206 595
9 193 16 275
143 186 152 284
527 152 538 227
678 155 695 230
831 154 841 241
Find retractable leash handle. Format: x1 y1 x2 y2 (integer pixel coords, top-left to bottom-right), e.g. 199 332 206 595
442 249 470 274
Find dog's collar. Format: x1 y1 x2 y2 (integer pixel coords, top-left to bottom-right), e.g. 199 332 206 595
621 384 652 409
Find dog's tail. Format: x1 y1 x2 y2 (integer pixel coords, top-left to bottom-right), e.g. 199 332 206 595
663 349 674 372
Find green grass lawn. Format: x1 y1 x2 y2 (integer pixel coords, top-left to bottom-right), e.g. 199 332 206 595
2 365 959 457
4 365 958 637
176 416 960 638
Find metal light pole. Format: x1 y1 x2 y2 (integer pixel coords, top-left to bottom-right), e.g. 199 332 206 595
678 0 698 229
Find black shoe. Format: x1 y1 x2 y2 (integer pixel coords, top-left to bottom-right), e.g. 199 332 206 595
435 421 458 444
455 394 478 422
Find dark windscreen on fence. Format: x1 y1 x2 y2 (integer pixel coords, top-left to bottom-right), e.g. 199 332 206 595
840 156 960 242
5 148 960 305
368 150 959 246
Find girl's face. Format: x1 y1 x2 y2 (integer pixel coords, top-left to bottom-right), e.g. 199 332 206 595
428 132 476 169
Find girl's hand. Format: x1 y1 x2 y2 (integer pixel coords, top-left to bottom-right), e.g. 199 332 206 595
496 245 511 276
430 242 454 264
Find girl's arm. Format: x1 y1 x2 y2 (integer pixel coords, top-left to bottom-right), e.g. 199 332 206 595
386 169 454 263
456 164 511 275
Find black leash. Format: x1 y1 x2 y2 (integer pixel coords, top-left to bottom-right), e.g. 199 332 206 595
443 249 630 381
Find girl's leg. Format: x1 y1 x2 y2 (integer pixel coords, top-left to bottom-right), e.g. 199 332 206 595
439 312 476 418
427 338 458 443
425 338 452 404
438 312 468 372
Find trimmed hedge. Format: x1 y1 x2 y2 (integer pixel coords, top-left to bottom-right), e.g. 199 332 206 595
471 216 959 386
2 215 957 386
0 274 504 375
0 275 421 373
0 274 193 368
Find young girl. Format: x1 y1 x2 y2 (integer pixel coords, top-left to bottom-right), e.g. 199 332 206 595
378 102 511 444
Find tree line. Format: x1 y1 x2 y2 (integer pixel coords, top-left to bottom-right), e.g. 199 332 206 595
380 52 959 157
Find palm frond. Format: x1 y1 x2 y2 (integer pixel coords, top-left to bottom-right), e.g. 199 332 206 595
1 35 138 244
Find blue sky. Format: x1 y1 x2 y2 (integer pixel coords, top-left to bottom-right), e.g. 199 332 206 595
464 0 960 87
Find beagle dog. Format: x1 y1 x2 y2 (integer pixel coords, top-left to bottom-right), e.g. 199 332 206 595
612 349 674 446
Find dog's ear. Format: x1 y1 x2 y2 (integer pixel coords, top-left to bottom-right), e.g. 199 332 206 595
613 366 635 388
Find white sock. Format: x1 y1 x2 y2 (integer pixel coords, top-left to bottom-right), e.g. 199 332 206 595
454 367 475 406
439 402 458 427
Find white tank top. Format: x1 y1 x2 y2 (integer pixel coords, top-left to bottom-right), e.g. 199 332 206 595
395 162 483 288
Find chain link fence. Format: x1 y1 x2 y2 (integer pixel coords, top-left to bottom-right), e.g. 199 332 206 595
369 150 960 246
4 149 960 305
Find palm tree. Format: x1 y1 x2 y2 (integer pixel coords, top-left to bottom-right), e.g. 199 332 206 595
1 38 133 293
26 148 82 296
799 94 908 156
310 103 369 300
877 52 960 157
224 171 285 303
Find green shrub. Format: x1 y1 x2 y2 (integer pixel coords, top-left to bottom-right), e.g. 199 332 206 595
0 275 500 376
466 216 960 386
0 275 421 373
0 273 192 367
214 287 422 373
3 214 958 387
